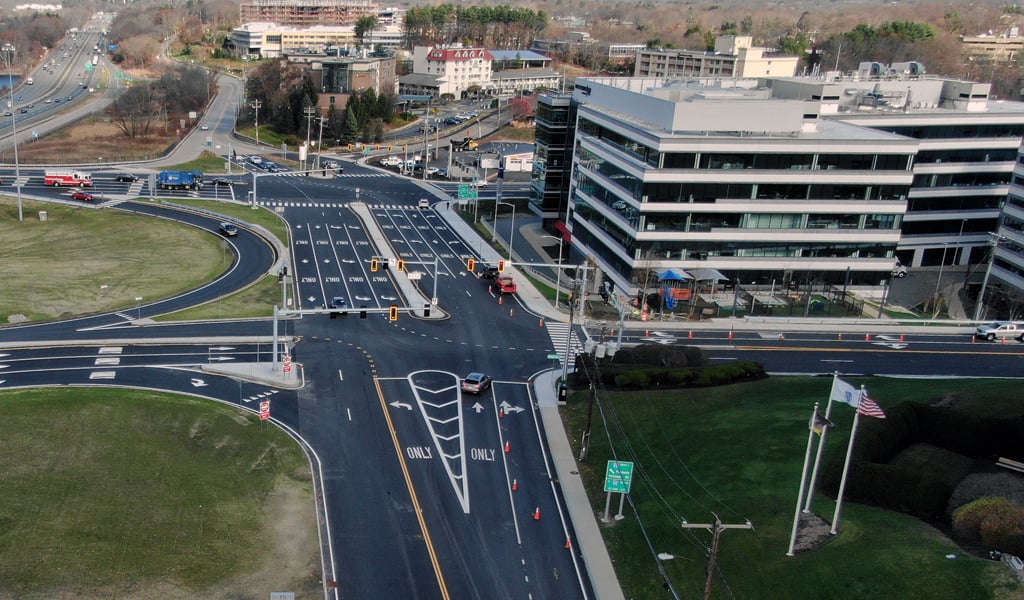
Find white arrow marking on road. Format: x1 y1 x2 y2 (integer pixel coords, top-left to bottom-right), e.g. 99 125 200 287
323 258 331 263
874 335 901 341
381 296 397 301
208 356 237 362
0 354 8 358
355 296 372 301
308 296 317 302
208 346 236 351
472 402 484 413
873 342 908 349
342 259 356 264
190 378 208 387
389 400 412 411
410 239 423 244
499 401 525 414
329 225 343 229
302 258 309 263
653 338 675 345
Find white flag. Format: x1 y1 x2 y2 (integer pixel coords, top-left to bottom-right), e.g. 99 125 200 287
830 377 861 407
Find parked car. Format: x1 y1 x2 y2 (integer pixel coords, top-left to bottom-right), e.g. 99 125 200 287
71 190 95 202
461 372 492 394
493 275 517 294
218 222 238 236
114 173 138 182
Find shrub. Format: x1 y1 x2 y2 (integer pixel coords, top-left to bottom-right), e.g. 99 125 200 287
953 497 1024 554
614 371 651 389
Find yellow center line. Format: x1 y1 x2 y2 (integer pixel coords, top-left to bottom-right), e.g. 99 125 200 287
373 377 450 599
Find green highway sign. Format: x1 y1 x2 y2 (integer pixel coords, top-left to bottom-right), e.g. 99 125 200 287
604 460 634 493
546 354 562 360
458 184 478 200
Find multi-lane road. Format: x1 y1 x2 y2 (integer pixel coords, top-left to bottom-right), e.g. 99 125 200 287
2 36 1023 600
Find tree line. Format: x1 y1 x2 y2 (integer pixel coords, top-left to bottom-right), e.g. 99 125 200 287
108 64 215 138
402 4 548 50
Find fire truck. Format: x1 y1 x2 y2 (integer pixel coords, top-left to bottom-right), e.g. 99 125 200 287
44 170 93 187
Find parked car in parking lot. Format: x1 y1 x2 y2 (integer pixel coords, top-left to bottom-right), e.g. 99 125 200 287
461 372 492 394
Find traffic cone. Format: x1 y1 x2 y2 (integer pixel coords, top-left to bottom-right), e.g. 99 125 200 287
838 333 843 341
688 331 693 339
645 330 650 337
511 479 518 491
565 538 572 549
778 332 785 340
865 333 871 341
728 330 733 340
504 440 511 453
533 507 541 520
899 333 905 342
1002 337 1007 345
499 406 505 418
509 308 515 318
539 319 544 328
498 296 503 305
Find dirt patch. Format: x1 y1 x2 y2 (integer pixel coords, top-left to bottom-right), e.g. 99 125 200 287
15 116 179 164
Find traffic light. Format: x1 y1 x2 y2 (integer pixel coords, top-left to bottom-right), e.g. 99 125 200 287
498 260 506 272
467 258 476 272
389 305 399 321
397 259 405 271
371 258 379 272
423 302 431 318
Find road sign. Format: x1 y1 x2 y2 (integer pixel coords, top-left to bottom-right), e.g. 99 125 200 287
546 354 563 360
604 460 634 493
458 184 478 200
283 355 292 373
259 400 271 420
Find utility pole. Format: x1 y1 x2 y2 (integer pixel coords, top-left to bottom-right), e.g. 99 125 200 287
681 514 754 600
250 100 262 147
303 106 317 174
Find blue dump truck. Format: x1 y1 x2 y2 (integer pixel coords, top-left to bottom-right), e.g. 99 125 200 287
158 170 204 190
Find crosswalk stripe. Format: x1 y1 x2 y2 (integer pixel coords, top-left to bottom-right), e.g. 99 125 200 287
544 322 584 371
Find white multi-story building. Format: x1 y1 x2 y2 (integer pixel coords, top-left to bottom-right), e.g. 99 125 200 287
566 77 917 294
230 22 403 57
400 45 494 99
988 153 1024 317
634 36 800 79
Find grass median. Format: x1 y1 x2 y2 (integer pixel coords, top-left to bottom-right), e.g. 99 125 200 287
0 387 319 597
562 376 1023 600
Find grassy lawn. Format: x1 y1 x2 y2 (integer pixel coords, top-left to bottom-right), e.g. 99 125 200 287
0 388 319 597
561 376 1023 600
0 198 232 323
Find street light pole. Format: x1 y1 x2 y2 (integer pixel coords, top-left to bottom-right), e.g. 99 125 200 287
542 234 565 309
3 44 22 222
303 106 316 173
495 201 516 261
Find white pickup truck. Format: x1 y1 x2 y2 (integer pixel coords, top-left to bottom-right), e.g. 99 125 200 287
974 321 1024 342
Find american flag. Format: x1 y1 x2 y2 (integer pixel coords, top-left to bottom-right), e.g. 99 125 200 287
857 395 886 419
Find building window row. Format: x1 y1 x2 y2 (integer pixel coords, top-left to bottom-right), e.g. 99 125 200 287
912 172 1012 187
873 123 1024 140
906 195 1004 212
918 148 1018 164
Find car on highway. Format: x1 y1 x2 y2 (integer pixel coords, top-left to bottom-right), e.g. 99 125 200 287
114 173 138 182
493 275 517 294
461 372 492 394
200 123 209 130
218 222 238 236
19 108 27 114
974 321 1024 342
211 177 232 186
71 190 95 202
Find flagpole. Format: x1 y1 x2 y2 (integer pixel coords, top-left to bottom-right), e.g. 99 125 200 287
787 402 819 556
803 374 838 512
830 386 865 535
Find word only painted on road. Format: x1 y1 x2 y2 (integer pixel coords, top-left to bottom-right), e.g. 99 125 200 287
406 446 433 459
470 448 497 461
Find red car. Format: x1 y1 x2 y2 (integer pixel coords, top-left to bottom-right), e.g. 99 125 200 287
493 275 517 294
71 190 95 202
